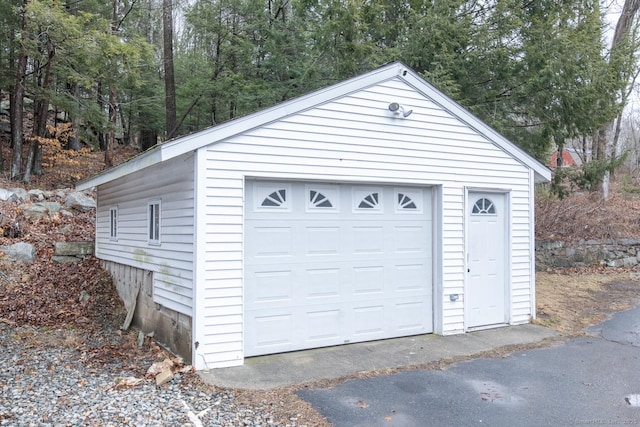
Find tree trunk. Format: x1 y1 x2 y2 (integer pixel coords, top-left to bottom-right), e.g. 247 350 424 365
96 81 106 151
106 0 118 168
68 82 81 150
106 84 116 168
600 0 640 200
23 141 37 183
118 104 130 145
556 146 564 168
140 128 157 151
10 0 28 181
163 0 177 140
25 44 55 182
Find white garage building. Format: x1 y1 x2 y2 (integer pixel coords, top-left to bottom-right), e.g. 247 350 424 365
77 62 551 370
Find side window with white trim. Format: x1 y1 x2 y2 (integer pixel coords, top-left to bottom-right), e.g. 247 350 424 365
109 207 118 240
148 200 161 244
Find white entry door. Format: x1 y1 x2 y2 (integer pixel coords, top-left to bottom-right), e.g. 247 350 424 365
467 192 507 328
244 181 433 357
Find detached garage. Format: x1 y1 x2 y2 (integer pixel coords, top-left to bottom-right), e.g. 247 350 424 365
77 62 551 370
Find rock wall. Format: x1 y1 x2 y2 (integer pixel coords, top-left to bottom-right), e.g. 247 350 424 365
536 238 640 269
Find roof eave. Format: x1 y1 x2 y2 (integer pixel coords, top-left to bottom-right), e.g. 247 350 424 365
75 62 552 190
76 63 407 191
158 64 404 161
75 148 164 191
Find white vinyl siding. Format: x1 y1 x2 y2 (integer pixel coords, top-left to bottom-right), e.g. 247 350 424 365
510 170 536 324
78 63 548 371
96 152 195 316
193 78 534 368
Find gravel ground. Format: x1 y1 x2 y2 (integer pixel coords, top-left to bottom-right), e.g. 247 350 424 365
0 324 307 427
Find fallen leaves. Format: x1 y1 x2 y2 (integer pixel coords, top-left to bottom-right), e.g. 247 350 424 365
105 354 195 390
146 357 193 377
146 356 194 386
110 376 144 390
536 183 640 242
0 255 126 331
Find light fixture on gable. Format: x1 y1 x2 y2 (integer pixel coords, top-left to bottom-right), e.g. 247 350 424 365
388 102 413 118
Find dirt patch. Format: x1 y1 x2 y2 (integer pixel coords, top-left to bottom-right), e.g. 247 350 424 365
535 269 640 335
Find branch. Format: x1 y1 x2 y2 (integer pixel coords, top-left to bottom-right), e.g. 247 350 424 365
168 93 203 140
118 0 140 29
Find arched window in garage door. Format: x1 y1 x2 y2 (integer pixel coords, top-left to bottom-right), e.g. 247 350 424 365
261 189 287 207
254 183 292 211
358 192 380 209
471 198 496 215
306 185 339 211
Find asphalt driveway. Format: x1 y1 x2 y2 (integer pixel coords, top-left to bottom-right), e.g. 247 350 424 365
297 306 640 427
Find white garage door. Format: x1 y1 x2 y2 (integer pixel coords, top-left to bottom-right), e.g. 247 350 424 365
244 181 433 357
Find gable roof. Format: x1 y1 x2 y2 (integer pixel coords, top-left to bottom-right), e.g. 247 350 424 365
76 62 551 191
548 148 582 168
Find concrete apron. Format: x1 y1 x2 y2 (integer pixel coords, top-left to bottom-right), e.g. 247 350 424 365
198 324 558 390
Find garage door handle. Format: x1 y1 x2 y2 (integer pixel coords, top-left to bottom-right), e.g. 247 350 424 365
467 268 470 272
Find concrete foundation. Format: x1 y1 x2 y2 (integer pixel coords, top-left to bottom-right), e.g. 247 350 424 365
101 260 193 363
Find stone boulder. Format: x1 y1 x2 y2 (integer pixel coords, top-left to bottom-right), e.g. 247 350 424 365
65 192 96 212
21 202 62 219
0 188 18 203
54 241 94 257
51 241 94 263
28 189 46 201
0 242 36 263
9 188 29 202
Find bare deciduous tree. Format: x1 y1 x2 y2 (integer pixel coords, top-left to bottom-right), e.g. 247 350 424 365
601 0 640 199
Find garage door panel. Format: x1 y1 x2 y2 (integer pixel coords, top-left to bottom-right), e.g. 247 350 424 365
305 267 341 299
305 226 341 255
252 312 293 349
245 181 433 356
247 226 293 258
352 226 385 254
352 265 385 294
350 304 386 338
393 298 433 332
393 263 432 292
305 309 341 342
393 225 431 253
251 270 293 303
